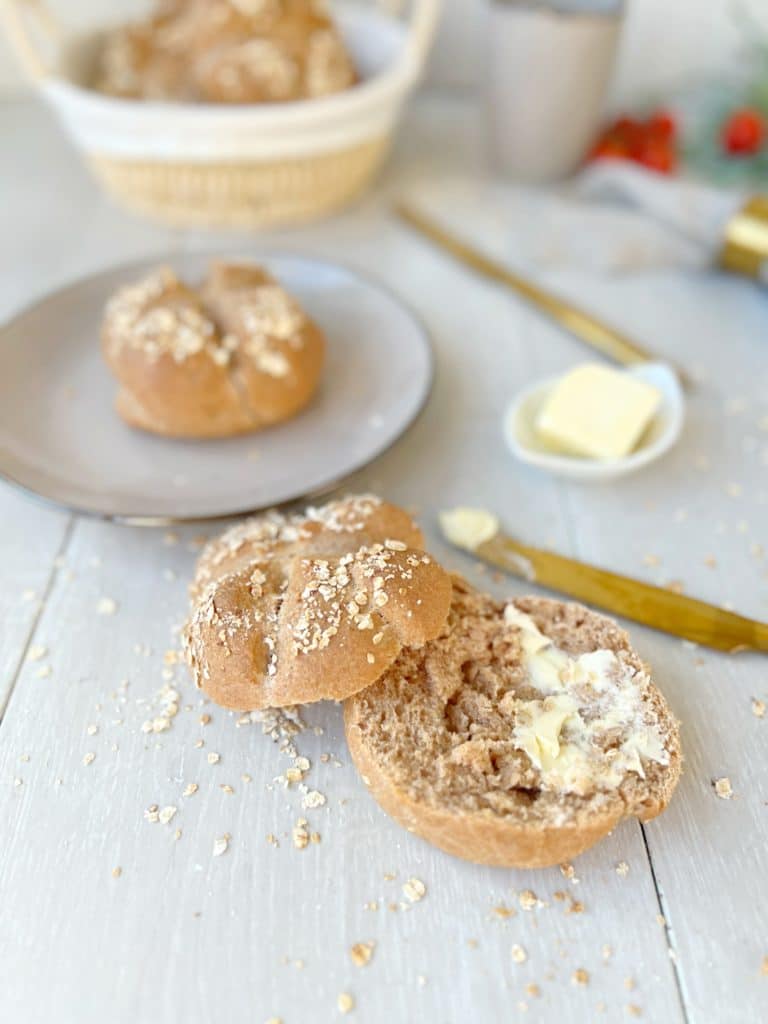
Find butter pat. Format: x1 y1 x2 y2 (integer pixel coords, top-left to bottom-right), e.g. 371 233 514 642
439 507 499 551
536 363 661 460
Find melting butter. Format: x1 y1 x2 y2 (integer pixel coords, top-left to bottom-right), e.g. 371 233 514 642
504 605 668 794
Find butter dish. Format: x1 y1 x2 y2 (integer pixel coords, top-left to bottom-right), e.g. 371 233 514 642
503 362 684 481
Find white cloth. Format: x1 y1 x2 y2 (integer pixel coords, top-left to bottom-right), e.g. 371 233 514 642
406 164 746 274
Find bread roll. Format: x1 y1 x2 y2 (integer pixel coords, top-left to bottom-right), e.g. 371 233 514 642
184 495 453 710
101 262 325 438
345 577 682 868
97 0 357 103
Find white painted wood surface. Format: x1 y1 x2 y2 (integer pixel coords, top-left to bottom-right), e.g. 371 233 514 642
1 94 767 1024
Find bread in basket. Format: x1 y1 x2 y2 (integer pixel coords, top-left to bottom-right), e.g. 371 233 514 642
2 0 440 227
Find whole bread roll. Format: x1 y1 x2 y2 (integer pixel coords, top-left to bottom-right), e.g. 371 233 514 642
345 577 682 868
184 495 453 710
101 262 325 438
97 0 357 103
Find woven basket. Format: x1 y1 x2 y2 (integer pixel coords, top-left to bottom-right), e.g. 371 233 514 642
3 0 439 229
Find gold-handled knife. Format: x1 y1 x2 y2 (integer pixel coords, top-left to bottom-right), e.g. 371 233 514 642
397 201 689 385
439 508 768 654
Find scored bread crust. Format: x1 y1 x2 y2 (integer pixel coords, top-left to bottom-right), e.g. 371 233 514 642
183 495 453 711
344 578 682 869
102 262 325 439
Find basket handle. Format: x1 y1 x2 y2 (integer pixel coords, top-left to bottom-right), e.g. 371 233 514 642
1 0 59 80
400 0 441 75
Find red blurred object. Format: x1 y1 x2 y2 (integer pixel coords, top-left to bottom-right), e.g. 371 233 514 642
647 109 676 141
720 108 766 156
588 108 678 174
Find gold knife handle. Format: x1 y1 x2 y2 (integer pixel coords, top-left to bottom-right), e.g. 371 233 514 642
484 535 768 654
396 202 689 385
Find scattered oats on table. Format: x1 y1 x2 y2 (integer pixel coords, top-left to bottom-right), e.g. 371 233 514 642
337 992 354 1014
82 752 96 766
158 805 177 825
207 752 221 765
511 944 527 964
350 941 375 967
616 860 630 877
212 834 230 857
183 783 199 797
518 889 540 911
26 644 47 662
402 877 426 903
713 777 734 800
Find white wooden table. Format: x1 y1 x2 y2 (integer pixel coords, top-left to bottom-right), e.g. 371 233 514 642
1 94 766 1024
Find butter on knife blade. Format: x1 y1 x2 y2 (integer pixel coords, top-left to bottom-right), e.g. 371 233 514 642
439 507 499 551
438 507 768 653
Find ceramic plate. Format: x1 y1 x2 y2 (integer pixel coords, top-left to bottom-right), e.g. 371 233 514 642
0 252 433 522
503 362 684 481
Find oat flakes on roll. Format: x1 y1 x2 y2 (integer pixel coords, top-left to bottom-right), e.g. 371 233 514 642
101 262 325 438
184 496 453 711
344 577 682 869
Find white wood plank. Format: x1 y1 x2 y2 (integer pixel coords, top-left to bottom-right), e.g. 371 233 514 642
0 490 70 710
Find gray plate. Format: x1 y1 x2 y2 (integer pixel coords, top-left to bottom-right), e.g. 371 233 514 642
0 252 433 523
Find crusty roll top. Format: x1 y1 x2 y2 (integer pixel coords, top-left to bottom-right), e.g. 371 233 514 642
183 495 453 710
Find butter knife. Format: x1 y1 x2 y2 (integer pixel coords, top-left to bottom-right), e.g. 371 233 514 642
439 508 768 654
397 202 689 386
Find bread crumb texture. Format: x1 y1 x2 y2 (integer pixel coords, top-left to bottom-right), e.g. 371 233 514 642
345 578 682 867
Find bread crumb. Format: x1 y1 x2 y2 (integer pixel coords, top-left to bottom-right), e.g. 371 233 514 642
27 645 47 662
97 597 118 615
337 992 354 1014
36 664 52 679
518 889 540 911
713 776 734 799
220 784 234 794
200 713 211 726
627 1005 642 1017
112 866 122 878
403 877 426 903
752 698 765 719
602 945 613 960
526 984 541 998
761 955 768 976
572 968 589 987
616 860 630 877
511 944 527 964
242 773 252 783
83 752 96 767
207 752 221 765
213 834 230 857
302 790 326 809
492 905 516 919
183 783 199 797
158 805 177 825
350 941 375 967
292 819 309 849
625 977 636 990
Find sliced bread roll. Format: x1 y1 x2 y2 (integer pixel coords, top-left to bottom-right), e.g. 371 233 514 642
184 495 452 711
344 578 682 868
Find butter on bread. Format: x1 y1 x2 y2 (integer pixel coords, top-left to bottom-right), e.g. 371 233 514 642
344 578 681 868
183 495 453 710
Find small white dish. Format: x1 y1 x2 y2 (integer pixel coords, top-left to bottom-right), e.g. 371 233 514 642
503 362 684 481
0 252 433 523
